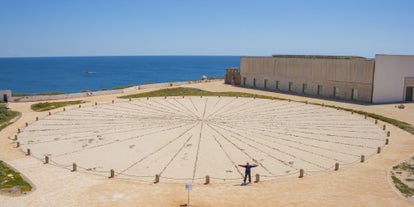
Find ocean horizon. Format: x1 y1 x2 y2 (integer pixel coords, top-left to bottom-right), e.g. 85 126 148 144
0 56 239 94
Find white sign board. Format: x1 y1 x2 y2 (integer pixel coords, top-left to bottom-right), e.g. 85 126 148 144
185 183 192 191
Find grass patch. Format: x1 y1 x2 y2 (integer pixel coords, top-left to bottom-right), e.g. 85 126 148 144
0 108 19 131
31 100 84 112
207 76 223 80
119 87 282 100
113 84 135 90
392 175 414 197
0 161 32 192
12 92 65 97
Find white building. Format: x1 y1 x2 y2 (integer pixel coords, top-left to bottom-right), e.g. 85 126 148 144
372 54 414 103
0 90 11 102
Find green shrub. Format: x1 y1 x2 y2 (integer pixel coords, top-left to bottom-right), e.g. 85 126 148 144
31 100 85 112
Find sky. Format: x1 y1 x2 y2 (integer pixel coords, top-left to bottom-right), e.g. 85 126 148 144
0 0 413 58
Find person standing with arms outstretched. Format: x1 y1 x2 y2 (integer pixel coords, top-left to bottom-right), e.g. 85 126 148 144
238 162 258 184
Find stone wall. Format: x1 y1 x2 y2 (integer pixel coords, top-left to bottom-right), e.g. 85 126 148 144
224 68 241 85
240 55 375 103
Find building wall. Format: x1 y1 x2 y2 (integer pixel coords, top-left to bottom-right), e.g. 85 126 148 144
240 56 375 102
372 54 414 103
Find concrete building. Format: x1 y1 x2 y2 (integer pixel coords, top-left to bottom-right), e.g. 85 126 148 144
226 54 414 104
0 90 11 102
373 54 414 103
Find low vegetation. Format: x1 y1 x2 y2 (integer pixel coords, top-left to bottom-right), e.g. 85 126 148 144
0 108 19 131
31 100 84 112
119 87 282 100
0 161 32 193
391 157 414 198
113 84 135 90
391 175 414 197
207 76 223 80
12 92 65 97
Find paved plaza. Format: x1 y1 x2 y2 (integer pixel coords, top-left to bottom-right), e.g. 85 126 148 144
1 81 413 207
18 97 386 183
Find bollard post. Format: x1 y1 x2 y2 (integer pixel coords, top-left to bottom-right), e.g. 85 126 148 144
322 103 324 107
386 139 389 145
18 128 20 133
305 101 308 104
155 174 160 183
351 110 354 114
375 119 378 124
25 122 28 127
112 100 114 103
236 96 238 99
44 156 49 164
360 155 365 163
49 112 51 115
147 97 149 100
72 163 77 172
79 105 81 108
334 163 339 171
299 169 304 178
164 96 167 99
387 131 390 137
16 142 20 147
14 135 17 140
182 96 184 98
95 102 97 106
200 96 203 98
36 116 39 121
377 147 381 154
255 173 260 183
364 114 367 119
63 108 66 111
26 148 31 156
289 99 291 102
205 175 210 185
109 169 114 178
129 98 131 101
383 125 386 130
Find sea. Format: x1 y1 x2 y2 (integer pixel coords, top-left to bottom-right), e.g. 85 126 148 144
0 56 240 94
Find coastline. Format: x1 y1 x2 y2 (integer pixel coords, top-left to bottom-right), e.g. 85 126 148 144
9 79 222 102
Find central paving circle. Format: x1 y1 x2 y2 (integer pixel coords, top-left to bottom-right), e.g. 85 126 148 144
19 97 387 183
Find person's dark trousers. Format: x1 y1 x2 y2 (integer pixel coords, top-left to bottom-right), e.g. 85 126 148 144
244 172 251 183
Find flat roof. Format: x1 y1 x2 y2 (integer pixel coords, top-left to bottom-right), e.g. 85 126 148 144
271 55 368 59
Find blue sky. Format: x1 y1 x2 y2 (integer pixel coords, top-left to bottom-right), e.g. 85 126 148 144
0 0 413 57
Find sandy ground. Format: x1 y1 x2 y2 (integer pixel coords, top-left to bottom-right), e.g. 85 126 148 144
1 81 414 207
